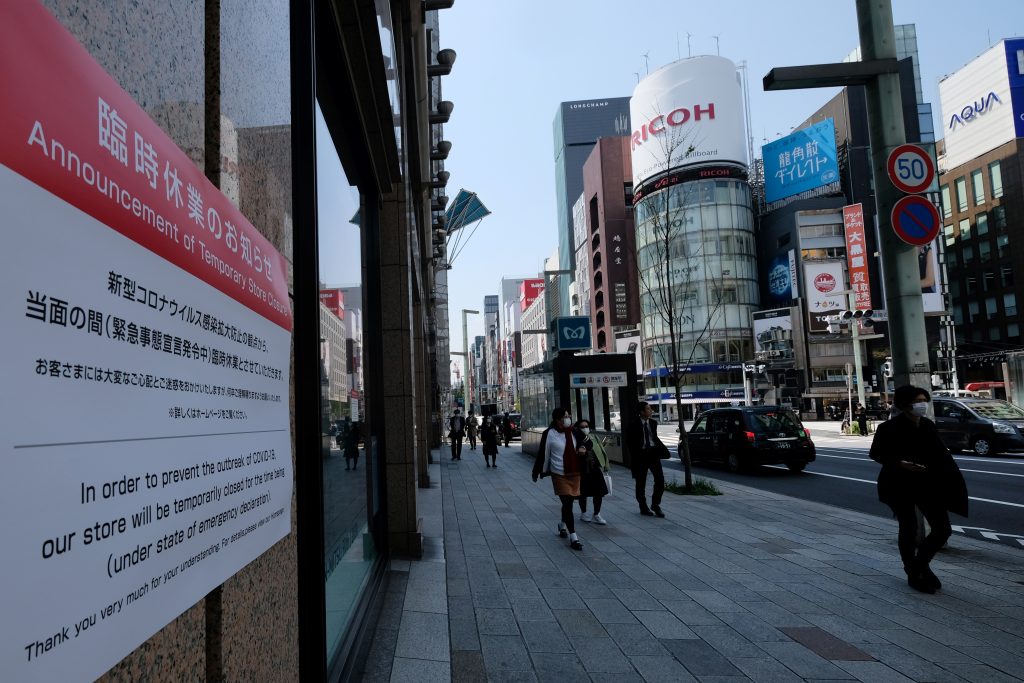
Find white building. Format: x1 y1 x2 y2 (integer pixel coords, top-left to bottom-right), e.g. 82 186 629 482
319 302 348 414
521 285 547 369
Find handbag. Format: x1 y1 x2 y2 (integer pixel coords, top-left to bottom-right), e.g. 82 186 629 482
656 443 671 460
603 472 613 496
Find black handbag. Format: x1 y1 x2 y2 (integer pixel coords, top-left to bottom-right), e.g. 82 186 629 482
655 443 671 460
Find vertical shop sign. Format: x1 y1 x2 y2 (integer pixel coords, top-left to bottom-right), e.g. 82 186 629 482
842 204 872 310
0 4 293 682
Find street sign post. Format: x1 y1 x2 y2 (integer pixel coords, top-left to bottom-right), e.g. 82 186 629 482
891 195 941 246
886 143 935 194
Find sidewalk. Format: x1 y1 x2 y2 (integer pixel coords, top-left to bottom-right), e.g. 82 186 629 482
362 445 1024 682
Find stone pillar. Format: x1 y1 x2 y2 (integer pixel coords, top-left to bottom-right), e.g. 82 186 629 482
378 191 422 558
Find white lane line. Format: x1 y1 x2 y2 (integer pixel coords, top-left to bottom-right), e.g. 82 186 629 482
764 466 1024 508
812 453 1024 478
815 447 1024 468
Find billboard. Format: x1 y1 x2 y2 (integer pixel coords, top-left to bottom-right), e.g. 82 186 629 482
939 38 1024 169
629 56 747 189
805 261 846 332
319 288 344 319
764 249 798 307
762 119 840 203
842 205 872 310
519 278 544 312
920 239 943 313
753 309 795 364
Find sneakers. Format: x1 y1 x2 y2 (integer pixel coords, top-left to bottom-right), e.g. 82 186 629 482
580 512 592 523
592 514 607 525
570 539 583 551
558 523 568 538
652 506 666 518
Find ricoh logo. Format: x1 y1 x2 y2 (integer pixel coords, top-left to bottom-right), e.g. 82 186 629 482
631 104 716 149
948 91 1002 131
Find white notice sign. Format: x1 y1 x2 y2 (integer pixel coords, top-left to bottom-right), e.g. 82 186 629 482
0 4 293 682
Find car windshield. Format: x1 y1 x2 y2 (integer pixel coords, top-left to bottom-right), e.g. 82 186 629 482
969 401 1024 419
748 410 803 433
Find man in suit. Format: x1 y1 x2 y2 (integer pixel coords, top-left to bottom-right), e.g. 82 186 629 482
627 402 666 517
449 408 466 460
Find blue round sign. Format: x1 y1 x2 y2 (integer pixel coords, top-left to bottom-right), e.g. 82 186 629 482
891 195 940 247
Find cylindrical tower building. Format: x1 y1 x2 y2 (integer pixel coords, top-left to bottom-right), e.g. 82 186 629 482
630 56 758 419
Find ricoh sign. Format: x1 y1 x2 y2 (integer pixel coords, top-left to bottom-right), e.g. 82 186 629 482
939 38 1024 170
629 56 748 189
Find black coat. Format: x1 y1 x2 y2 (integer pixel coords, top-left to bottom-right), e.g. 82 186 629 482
481 423 499 455
626 416 667 477
869 413 968 517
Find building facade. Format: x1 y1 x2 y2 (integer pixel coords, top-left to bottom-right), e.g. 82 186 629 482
521 285 548 369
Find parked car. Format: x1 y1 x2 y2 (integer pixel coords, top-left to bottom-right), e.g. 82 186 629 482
687 406 816 473
506 412 522 439
932 398 1024 456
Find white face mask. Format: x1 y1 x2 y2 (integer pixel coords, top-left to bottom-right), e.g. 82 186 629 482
910 402 929 417
562 417 572 427
580 427 590 435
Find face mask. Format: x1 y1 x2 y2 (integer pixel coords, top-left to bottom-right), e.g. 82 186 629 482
910 402 929 417
580 428 590 435
562 417 572 427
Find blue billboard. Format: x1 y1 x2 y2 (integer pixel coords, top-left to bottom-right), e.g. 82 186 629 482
762 119 840 203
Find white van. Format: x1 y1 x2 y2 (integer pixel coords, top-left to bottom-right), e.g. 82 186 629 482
932 389 983 398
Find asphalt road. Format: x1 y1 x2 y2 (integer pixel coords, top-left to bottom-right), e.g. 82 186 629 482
663 427 1024 550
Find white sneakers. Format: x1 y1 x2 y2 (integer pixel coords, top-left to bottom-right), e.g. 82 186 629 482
592 514 607 525
580 512 592 523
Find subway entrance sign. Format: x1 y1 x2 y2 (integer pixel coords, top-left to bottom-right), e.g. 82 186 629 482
890 195 940 247
554 316 592 351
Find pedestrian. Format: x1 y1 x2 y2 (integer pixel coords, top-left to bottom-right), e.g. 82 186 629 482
857 406 869 436
869 385 968 593
627 402 668 518
576 418 610 525
481 416 499 467
532 407 586 550
466 411 479 450
449 408 465 460
502 411 514 447
344 420 360 470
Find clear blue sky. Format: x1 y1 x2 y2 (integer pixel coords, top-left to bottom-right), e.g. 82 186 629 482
432 1 1024 351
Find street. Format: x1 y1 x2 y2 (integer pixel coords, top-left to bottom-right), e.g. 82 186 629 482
662 422 1024 550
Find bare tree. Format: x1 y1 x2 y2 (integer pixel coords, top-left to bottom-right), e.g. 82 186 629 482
632 108 728 491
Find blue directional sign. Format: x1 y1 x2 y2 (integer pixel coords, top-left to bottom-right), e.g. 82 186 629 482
762 119 840 203
555 316 592 351
891 195 940 247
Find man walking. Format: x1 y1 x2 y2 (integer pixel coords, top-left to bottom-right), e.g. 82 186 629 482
627 402 667 518
449 408 466 460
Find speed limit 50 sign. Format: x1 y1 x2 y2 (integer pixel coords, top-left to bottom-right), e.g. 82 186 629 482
887 143 935 194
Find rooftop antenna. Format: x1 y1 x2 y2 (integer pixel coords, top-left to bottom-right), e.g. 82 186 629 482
676 33 681 60
687 32 692 57
633 72 640 84
713 35 720 56
642 52 649 74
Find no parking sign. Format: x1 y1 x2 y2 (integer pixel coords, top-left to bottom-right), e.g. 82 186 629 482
891 195 941 246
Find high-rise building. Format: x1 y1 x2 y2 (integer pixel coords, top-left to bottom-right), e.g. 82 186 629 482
553 97 632 314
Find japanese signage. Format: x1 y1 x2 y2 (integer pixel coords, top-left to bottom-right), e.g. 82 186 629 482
804 261 846 333
630 56 748 189
319 289 345 319
519 278 544 313
762 118 840 204
842 204 872 310
1 4 292 682
603 214 638 325
753 309 795 365
570 372 628 388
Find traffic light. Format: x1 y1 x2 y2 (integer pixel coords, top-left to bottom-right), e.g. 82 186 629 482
837 308 874 329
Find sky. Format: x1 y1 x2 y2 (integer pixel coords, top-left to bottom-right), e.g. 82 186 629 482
433 1 1024 354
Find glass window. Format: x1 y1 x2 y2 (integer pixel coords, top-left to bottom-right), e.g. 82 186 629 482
998 234 1010 259
981 271 994 292
955 177 967 212
976 212 989 236
986 296 998 316
946 250 958 269
989 161 1003 198
989 327 1002 341
1009 323 1021 341
966 275 977 294
1004 293 1017 316
959 218 971 240
943 223 955 247
941 185 952 219
1001 266 1015 287
980 241 991 263
963 245 974 266
972 169 985 205
993 205 1007 232
969 301 980 322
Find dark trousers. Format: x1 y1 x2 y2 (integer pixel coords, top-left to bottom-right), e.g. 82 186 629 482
634 451 665 510
450 435 463 459
893 500 952 573
559 495 576 533
468 433 476 449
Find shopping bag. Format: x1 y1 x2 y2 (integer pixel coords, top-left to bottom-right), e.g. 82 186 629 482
603 473 613 497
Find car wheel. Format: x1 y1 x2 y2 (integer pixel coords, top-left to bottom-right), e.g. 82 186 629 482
786 461 806 473
972 437 996 457
727 452 742 473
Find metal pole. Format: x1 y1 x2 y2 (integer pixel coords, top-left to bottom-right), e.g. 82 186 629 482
461 309 479 412
849 293 867 408
856 0 931 392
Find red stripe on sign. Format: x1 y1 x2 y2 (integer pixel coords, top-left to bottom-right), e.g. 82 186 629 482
0 2 292 331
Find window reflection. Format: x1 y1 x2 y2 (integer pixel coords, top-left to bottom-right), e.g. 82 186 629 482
315 103 376 661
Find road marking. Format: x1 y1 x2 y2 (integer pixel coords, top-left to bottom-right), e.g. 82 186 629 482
764 466 1024 508
815 447 1024 468
813 453 1024 478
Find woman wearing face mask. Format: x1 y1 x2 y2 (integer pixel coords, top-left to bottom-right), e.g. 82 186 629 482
532 407 586 550
575 419 610 525
481 416 499 467
869 385 968 594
